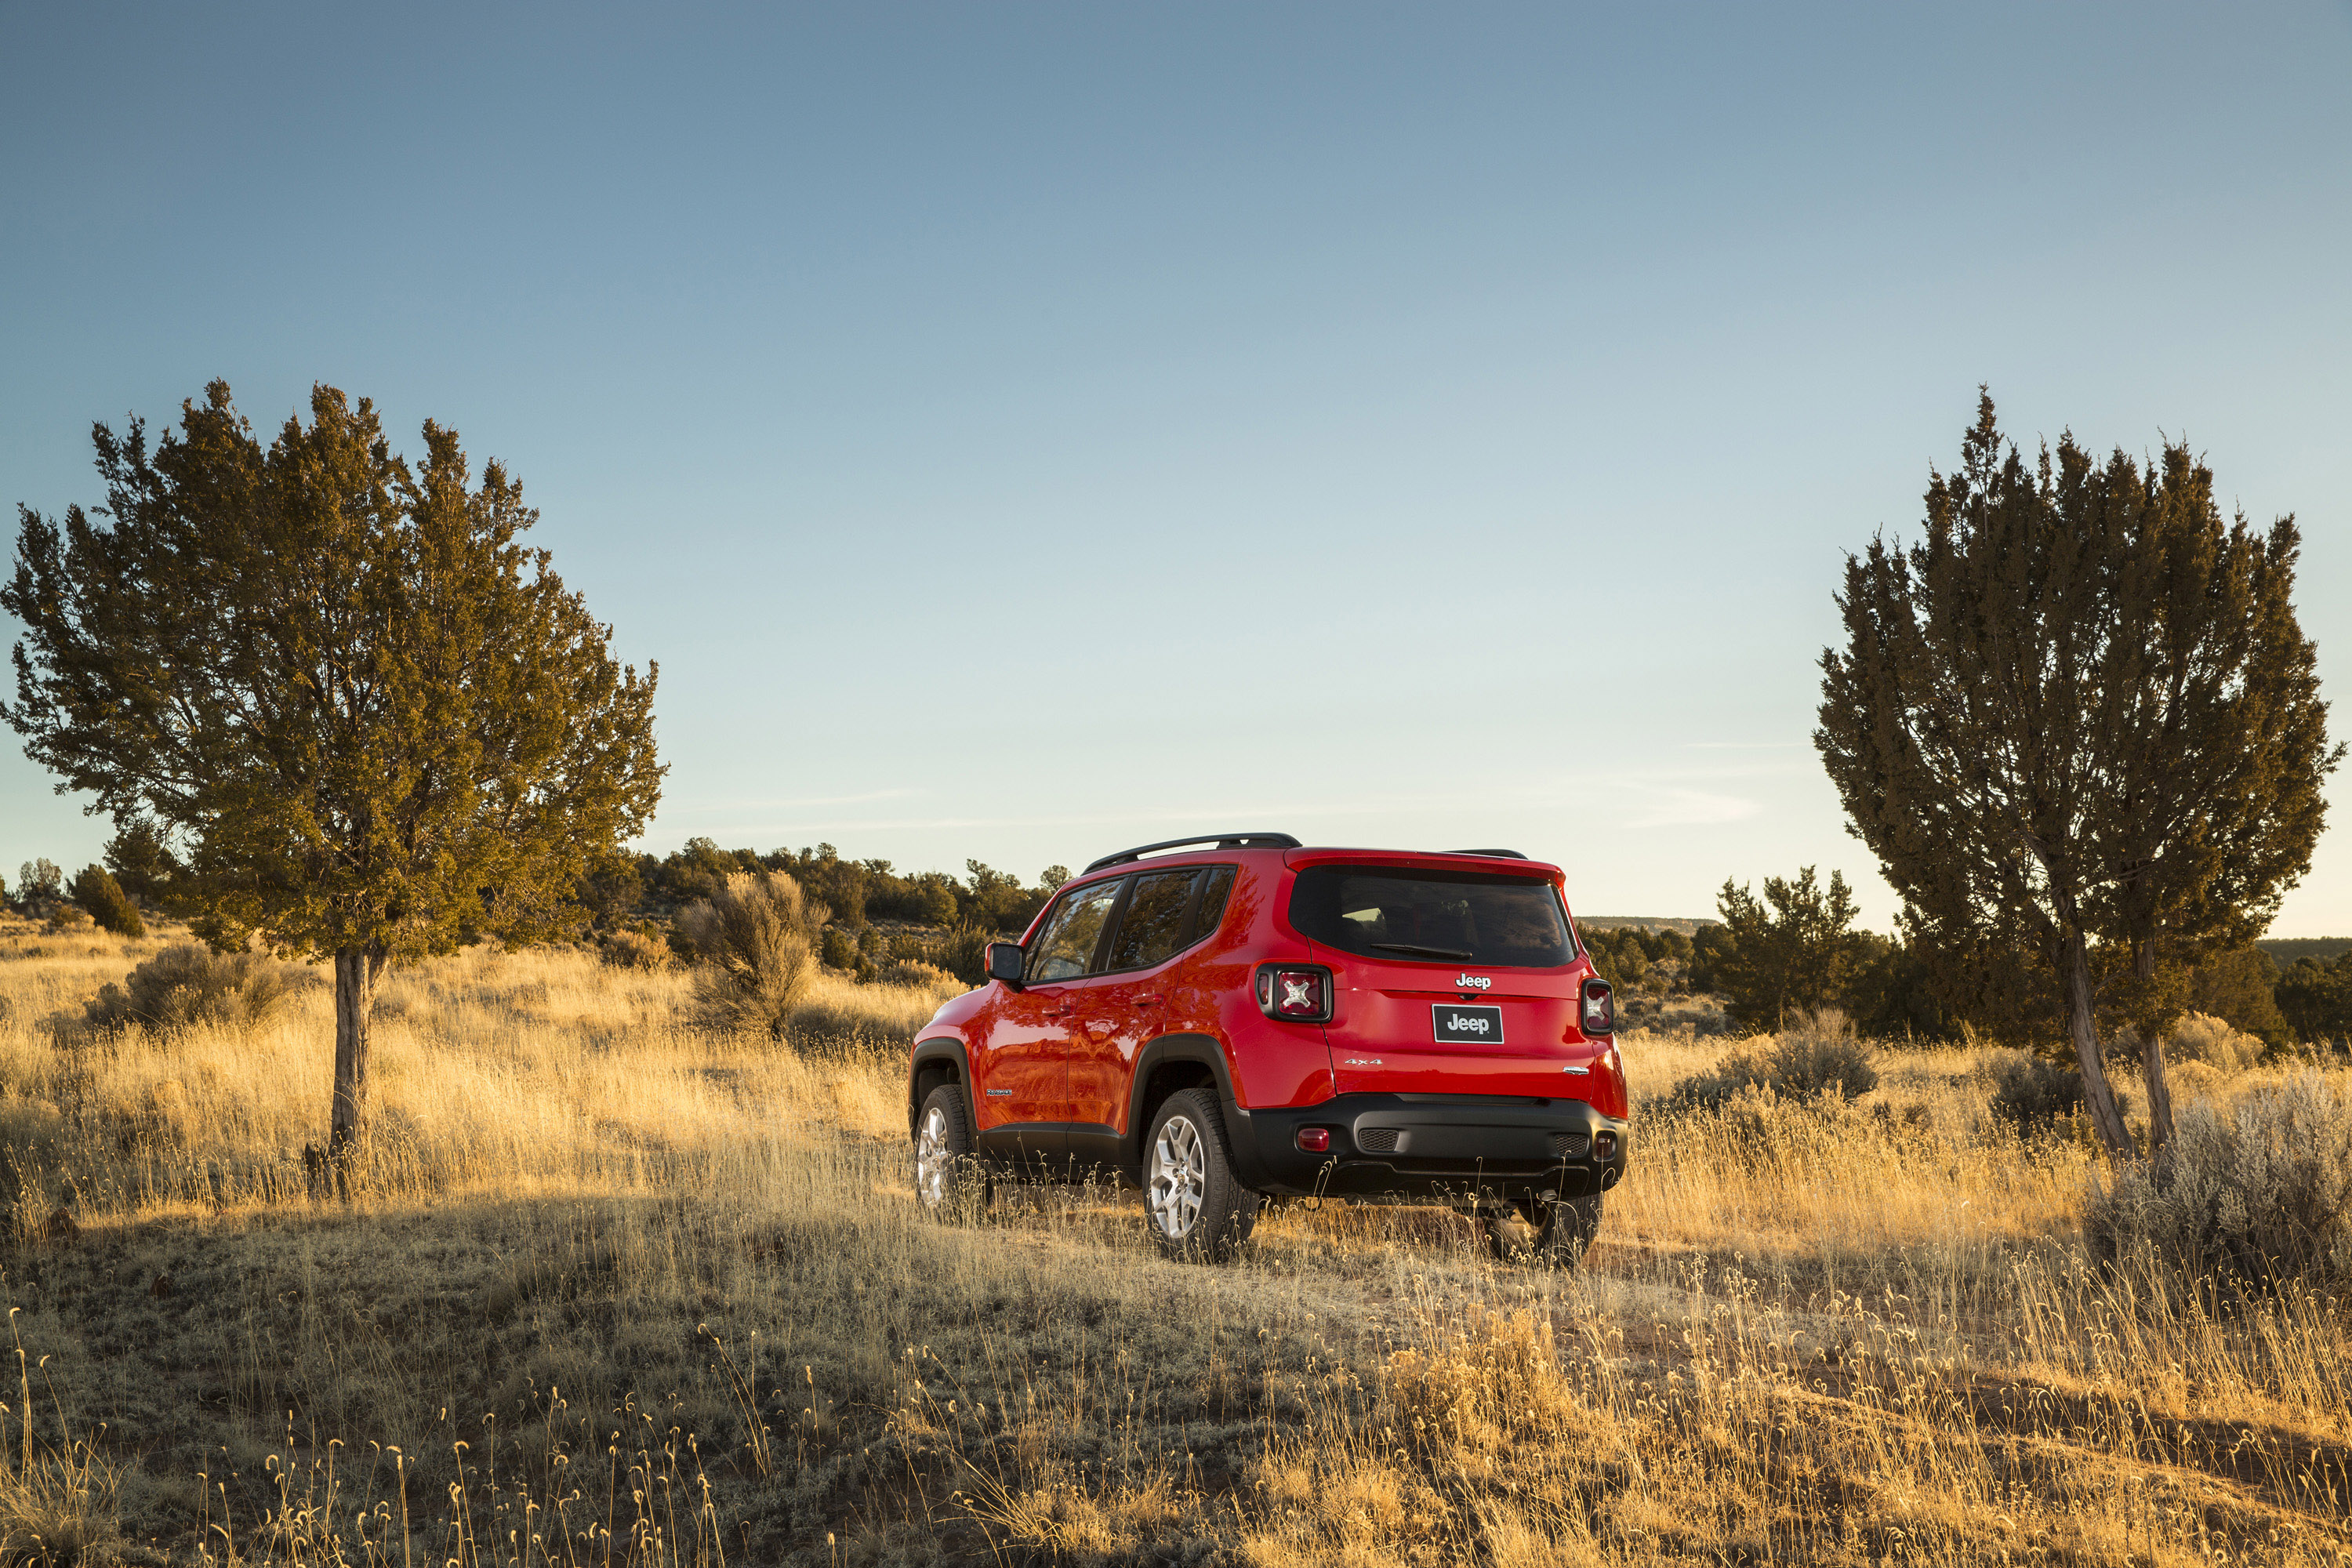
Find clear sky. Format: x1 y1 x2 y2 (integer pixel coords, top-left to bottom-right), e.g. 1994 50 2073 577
5 2 2349 934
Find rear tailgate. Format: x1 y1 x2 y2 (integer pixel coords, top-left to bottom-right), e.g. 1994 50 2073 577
1319 951 1603 1095
1287 853 1608 1097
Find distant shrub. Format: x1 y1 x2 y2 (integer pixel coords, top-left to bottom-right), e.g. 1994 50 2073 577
1990 1054 2085 1137
887 925 993 986
938 926 991 985
915 883 959 927
2083 1071 2352 1290
2166 1011 2263 1073
1650 1055 1766 1119
1759 1011 1878 1098
681 873 829 1038
70 944 294 1036
598 927 674 971
820 925 860 971
44 904 94 936
877 959 964 998
1653 1012 1877 1118
68 864 144 938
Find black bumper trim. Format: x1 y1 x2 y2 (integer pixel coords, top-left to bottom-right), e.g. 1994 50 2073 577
1225 1092 1629 1201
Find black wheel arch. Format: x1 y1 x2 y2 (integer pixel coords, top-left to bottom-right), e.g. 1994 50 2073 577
1126 1033 1246 1171
909 1036 975 1138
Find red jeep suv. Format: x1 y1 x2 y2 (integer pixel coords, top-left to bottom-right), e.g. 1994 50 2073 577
905 834 1628 1263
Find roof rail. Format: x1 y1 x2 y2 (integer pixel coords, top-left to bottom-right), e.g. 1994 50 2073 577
1446 848 1528 858
1083 833 1301 875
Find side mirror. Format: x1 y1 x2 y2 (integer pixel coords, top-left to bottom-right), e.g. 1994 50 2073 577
985 941 1025 988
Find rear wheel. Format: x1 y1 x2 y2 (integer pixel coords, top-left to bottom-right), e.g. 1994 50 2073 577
1484 1192 1603 1267
1144 1088 1259 1261
913 1083 989 1221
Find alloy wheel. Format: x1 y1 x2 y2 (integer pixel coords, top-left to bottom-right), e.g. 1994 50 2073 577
916 1105 953 1211
1148 1113 1206 1240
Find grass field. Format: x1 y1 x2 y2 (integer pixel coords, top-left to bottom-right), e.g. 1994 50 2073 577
0 922 2346 1566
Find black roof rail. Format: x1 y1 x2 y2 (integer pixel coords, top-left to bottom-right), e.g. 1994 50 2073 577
1083 833 1301 875
1446 848 1528 858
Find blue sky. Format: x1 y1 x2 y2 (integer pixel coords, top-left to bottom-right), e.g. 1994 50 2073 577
5 2 2350 934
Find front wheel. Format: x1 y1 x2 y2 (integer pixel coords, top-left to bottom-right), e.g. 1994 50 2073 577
1143 1088 1259 1261
913 1083 989 1221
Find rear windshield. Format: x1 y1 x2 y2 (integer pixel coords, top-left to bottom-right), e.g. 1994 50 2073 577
1289 866 1574 968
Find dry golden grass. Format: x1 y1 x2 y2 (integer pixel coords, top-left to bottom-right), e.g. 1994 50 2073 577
0 920 2344 1565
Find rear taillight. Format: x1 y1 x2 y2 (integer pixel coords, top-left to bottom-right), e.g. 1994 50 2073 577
1581 978 1613 1036
1255 963 1333 1022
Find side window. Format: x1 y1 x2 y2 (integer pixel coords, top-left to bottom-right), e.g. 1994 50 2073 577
1189 866 1236 946
1105 870 1196 971
1026 879 1123 982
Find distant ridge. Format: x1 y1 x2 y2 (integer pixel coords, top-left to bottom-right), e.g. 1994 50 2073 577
1577 916 1719 935
2259 936 2351 966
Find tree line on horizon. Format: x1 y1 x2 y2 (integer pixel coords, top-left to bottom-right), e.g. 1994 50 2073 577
1578 865 2352 1053
28 823 2349 1056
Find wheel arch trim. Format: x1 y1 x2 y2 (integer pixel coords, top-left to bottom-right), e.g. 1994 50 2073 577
909 1036 975 1138
1125 1033 1243 1168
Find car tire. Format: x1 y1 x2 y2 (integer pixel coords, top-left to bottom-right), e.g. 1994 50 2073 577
1484 1192 1603 1268
913 1083 989 1222
1143 1087 1259 1261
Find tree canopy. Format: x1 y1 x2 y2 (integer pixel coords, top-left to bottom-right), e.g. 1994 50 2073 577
4 380 662 1151
1710 866 1863 1031
1817 392 2338 1158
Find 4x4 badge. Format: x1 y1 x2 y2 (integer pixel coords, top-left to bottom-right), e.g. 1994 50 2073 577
1455 973 1491 990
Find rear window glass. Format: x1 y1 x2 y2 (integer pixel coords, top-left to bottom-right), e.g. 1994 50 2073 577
1191 866 1236 946
1289 866 1573 968
1107 870 1195 971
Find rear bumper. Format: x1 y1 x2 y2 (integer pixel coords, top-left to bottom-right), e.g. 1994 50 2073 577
1224 1092 1629 1203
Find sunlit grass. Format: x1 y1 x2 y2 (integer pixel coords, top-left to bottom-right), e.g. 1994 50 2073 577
0 921 2343 1564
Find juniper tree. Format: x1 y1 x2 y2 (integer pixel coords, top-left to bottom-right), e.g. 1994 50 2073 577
1711 866 1863 1030
4 381 662 1152
68 863 144 937
1817 393 2337 1159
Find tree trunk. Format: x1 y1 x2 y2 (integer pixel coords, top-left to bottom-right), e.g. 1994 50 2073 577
330 946 390 1158
2027 842 2136 1162
2060 929 2134 1159
2135 940 2178 1158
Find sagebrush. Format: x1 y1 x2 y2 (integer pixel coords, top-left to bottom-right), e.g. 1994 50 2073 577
2085 1069 2352 1290
680 871 830 1036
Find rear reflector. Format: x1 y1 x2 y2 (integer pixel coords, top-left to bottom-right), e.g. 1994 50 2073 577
1296 1127 1331 1153
1594 1130 1618 1160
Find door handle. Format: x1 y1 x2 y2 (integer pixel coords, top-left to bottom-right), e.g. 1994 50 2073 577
1134 994 1163 1007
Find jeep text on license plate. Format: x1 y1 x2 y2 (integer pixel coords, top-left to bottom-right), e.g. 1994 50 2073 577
1432 1004 1504 1044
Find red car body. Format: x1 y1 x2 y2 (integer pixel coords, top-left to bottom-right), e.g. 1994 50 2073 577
906 837 1629 1208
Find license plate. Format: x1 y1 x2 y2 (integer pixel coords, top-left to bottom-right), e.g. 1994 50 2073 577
1432 1004 1504 1044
